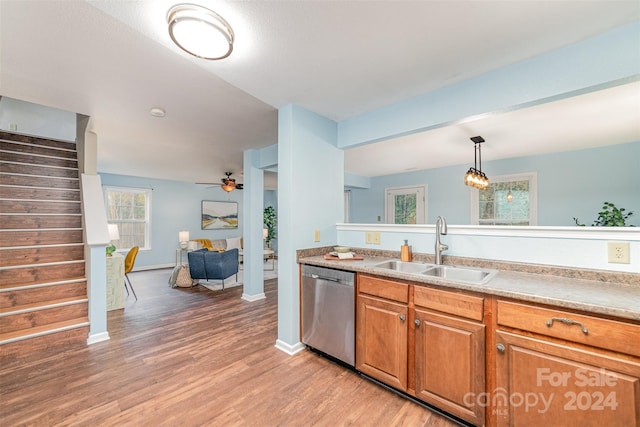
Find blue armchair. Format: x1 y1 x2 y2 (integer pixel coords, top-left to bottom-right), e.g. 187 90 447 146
187 248 239 288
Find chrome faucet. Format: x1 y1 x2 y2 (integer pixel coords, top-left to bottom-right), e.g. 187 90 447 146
435 216 448 265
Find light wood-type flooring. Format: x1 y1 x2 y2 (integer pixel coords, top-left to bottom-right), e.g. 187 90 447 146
0 268 462 426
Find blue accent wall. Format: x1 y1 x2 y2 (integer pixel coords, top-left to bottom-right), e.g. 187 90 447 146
348 141 640 226
99 173 244 269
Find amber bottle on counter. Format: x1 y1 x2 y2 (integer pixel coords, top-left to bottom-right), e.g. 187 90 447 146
400 240 412 262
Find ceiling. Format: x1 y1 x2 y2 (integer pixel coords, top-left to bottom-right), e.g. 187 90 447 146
345 80 640 177
1 1 639 189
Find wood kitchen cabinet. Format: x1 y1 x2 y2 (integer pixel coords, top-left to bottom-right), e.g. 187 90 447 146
494 300 640 426
356 275 409 391
414 286 486 426
357 274 486 425
353 271 640 427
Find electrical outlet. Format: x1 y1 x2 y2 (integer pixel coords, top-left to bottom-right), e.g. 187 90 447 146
608 241 630 264
314 229 320 242
372 231 381 244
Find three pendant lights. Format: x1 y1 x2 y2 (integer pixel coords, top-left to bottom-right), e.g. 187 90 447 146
464 136 490 190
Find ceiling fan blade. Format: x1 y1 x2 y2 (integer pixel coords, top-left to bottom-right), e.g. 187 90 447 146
236 184 244 189
196 182 221 185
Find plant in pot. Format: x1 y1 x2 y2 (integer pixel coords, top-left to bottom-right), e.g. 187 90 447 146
263 206 277 248
573 202 634 226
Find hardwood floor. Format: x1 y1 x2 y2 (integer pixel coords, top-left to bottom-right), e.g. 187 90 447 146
0 268 462 426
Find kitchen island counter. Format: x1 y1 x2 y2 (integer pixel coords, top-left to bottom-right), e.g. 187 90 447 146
298 252 640 321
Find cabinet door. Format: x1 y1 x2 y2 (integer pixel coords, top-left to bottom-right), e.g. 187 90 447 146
414 309 485 426
356 294 408 391
495 331 640 427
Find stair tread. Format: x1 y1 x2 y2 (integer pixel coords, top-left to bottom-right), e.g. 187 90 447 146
1 133 87 358
0 277 86 290
0 296 88 315
0 317 89 342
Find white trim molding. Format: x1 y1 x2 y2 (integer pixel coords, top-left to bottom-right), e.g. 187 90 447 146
336 223 640 241
275 339 306 356
87 331 110 345
242 292 266 302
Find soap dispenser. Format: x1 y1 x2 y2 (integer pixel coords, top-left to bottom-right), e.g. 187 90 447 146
400 240 412 262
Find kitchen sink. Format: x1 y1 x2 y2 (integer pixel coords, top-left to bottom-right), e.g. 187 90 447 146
372 260 497 285
373 260 434 274
421 265 496 284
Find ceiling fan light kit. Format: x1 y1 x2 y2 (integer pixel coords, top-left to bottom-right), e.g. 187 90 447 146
464 136 490 190
196 172 243 191
167 3 234 60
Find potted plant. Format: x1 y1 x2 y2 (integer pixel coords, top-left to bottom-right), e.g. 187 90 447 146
573 202 634 226
263 206 277 247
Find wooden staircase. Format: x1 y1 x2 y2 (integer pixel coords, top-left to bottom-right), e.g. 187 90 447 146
0 131 89 364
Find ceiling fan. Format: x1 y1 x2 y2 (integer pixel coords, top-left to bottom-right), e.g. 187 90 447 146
197 172 244 192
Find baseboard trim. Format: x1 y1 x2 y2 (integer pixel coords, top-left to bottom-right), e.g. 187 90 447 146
87 331 110 345
241 292 266 302
131 263 174 272
275 339 306 356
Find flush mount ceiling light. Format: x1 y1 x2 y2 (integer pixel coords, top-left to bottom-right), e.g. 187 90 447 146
167 3 234 60
464 136 490 190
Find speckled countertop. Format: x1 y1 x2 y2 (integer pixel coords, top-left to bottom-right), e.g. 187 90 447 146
297 247 640 322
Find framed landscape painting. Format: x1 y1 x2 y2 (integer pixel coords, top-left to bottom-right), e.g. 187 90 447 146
201 201 238 230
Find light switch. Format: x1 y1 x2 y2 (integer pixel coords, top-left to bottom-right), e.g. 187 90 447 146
314 229 320 242
365 231 381 245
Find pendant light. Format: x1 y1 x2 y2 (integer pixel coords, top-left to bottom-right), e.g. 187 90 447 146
464 136 490 190
506 190 513 202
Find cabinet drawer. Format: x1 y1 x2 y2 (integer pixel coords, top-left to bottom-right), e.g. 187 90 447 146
497 300 640 358
414 286 484 321
358 274 409 303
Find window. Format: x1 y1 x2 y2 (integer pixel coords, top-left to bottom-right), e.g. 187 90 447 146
471 173 537 226
104 186 152 250
385 185 426 224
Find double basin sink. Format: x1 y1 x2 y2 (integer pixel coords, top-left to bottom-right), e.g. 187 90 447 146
373 260 497 285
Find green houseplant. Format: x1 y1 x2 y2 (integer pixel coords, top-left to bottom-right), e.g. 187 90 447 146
263 206 277 247
573 202 634 227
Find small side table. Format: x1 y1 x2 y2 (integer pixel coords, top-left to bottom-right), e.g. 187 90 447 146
106 253 125 311
263 249 275 270
176 248 188 267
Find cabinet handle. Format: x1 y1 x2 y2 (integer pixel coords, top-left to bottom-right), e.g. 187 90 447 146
496 343 505 353
414 319 421 327
399 314 406 322
546 317 589 334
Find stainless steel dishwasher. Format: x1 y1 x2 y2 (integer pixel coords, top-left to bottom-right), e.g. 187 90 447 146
301 265 355 366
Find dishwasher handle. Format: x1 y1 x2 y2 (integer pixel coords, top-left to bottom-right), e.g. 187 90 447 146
310 273 341 283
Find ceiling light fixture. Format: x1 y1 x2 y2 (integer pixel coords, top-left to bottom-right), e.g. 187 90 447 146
464 136 490 190
221 172 238 192
221 181 236 192
167 4 234 60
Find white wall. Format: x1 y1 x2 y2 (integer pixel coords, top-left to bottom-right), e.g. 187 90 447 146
337 224 640 273
0 97 76 141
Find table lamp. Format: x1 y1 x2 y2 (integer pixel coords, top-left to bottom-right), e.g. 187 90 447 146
179 231 190 249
